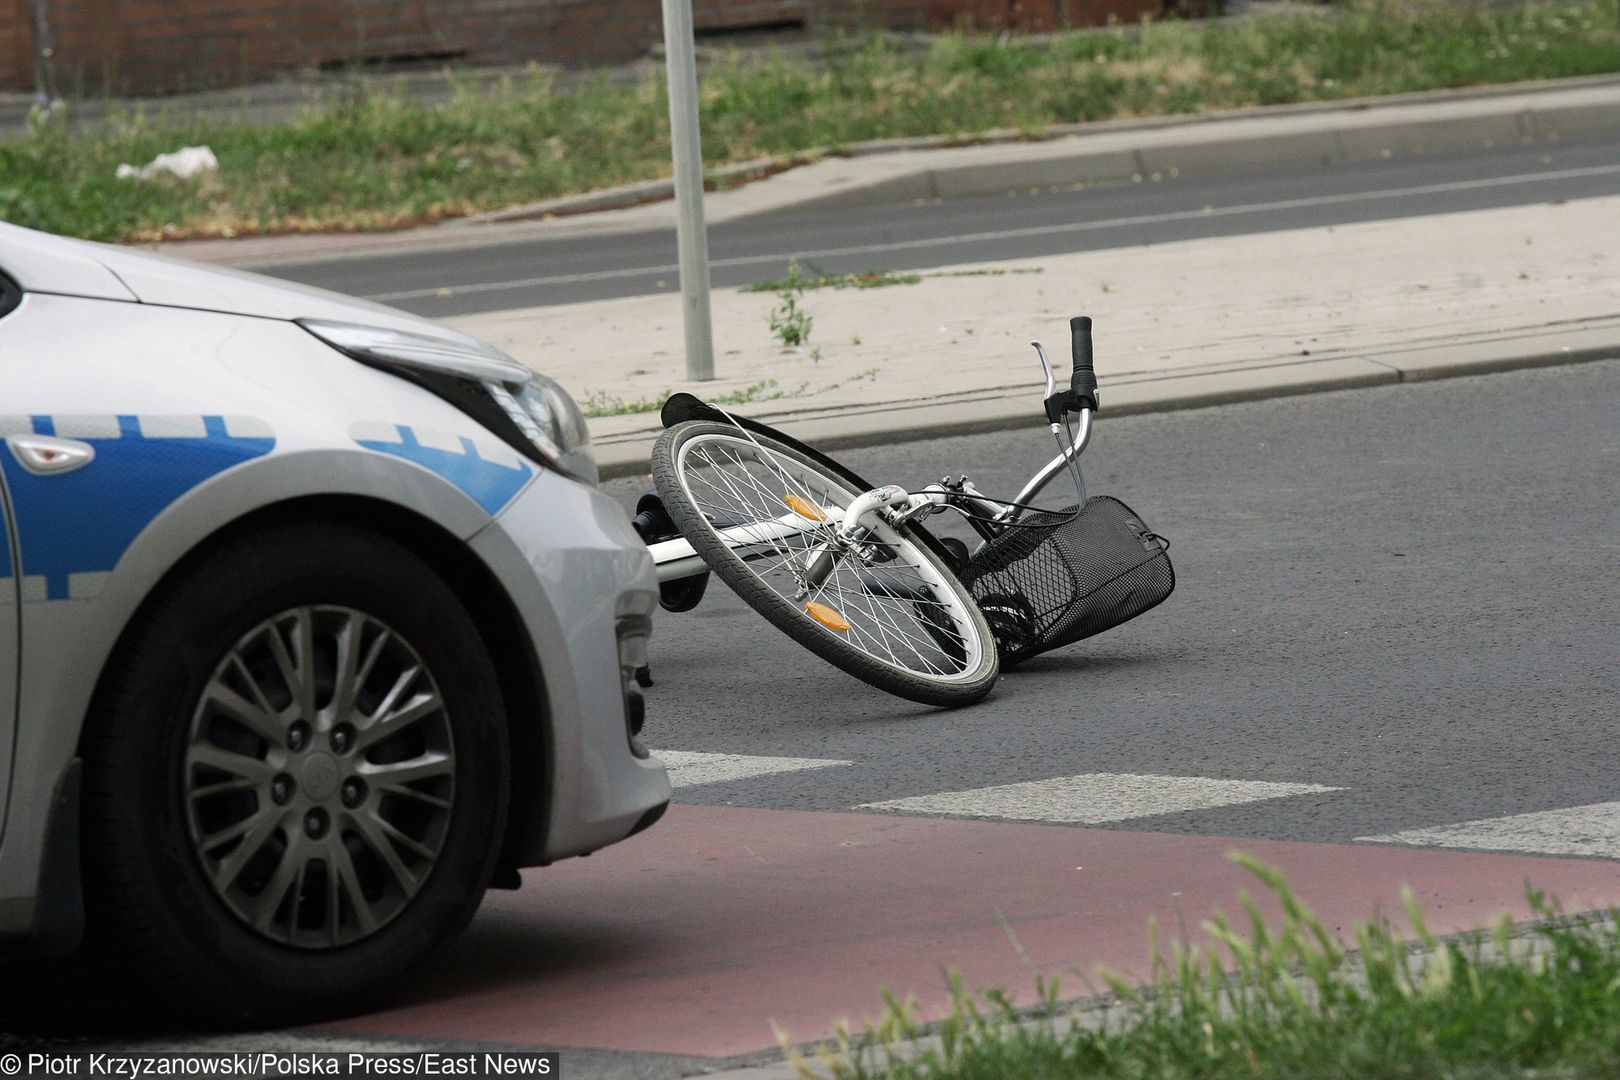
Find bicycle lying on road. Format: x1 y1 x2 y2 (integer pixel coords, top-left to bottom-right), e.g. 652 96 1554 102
632 315 1175 708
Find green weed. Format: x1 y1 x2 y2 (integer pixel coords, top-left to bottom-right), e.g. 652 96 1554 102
6 0 1618 242
581 367 879 417
745 265 1043 293
769 259 817 348
785 856 1620 1079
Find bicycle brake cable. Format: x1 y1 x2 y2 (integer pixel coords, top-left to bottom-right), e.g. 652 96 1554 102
943 496 1082 529
1059 414 1088 508
940 416 1090 530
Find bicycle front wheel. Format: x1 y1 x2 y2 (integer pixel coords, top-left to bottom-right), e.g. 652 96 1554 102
651 420 998 707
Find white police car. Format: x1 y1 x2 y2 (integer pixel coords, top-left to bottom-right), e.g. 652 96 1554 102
0 222 670 1022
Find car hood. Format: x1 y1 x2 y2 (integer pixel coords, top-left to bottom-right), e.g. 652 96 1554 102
0 221 484 348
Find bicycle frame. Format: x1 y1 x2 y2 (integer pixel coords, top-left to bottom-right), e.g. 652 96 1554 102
646 337 1094 585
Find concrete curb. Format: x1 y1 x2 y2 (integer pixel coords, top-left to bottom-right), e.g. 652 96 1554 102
695 911 1616 1080
684 77 1620 221
465 72 1620 228
453 72 1620 228
155 73 1620 269
592 322 1620 481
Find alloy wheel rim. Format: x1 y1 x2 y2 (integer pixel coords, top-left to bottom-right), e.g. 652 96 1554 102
182 605 455 949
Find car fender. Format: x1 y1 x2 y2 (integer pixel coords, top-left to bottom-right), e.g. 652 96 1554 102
0 443 533 915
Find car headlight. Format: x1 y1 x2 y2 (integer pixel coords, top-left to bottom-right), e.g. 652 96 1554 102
300 319 598 487
486 377 597 489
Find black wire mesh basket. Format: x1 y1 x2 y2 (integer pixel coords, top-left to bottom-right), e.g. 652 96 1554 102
959 496 1174 667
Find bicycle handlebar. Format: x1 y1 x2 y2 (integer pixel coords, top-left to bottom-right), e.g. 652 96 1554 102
1068 315 1099 412
1040 315 1100 421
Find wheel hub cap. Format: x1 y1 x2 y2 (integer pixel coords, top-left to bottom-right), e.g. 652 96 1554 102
182 605 456 949
299 753 341 802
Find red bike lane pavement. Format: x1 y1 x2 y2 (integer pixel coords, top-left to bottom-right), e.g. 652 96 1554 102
321 804 1620 1058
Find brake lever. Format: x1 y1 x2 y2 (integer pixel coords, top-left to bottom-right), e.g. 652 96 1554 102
1032 340 1067 429
1030 341 1056 400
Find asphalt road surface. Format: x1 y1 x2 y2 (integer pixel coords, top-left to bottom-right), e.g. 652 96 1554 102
610 359 1619 841
261 132 1620 318
7 361 1617 1077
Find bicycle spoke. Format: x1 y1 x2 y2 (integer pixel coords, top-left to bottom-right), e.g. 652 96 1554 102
693 449 806 576
815 547 951 668
818 562 952 675
670 429 984 686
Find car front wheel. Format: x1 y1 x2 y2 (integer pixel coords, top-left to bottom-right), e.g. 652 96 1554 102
81 522 509 1025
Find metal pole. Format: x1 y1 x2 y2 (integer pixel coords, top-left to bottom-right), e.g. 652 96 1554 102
659 0 716 382
28 0 56 102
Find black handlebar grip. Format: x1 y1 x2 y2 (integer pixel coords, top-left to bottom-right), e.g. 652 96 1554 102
1068 315 1099 411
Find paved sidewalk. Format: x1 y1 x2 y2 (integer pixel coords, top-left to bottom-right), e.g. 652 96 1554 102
446 193 1620 481
127 74 1620 480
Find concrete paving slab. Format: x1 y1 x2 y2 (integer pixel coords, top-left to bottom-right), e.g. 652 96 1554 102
443 194 1620 480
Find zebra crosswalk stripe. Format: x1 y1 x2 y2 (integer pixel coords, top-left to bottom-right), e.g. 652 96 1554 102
859 772 1340 825
1358 801 1620 859
656 750 852 789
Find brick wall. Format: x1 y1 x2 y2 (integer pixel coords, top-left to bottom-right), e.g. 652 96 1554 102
808 0 928 33
5 0 1169 95
695 0 807 31
34 0 674 95
925 0 1163 32
3 0 34 93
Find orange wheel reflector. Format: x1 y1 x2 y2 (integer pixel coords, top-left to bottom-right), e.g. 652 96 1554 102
783 494 827 521
805 602 850 632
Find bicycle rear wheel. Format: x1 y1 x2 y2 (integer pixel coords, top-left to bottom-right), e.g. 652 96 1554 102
652 421 998 707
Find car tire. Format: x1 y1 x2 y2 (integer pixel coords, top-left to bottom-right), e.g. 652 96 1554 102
80 522 509 1026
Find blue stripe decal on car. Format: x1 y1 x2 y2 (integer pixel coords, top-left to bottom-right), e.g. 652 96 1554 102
355 425 532 515
1 416 275 601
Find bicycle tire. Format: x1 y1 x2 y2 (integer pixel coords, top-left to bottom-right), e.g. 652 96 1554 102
652 420 998 707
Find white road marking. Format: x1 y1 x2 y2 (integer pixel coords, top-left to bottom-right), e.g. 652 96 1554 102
860 772 1341 824
1358 802 1620 859
656 750 852 789
364 164 1620 303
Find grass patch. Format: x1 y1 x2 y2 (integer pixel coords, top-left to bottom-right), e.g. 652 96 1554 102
581 367 880 417
787 855 1620 1079
6 0 1619 242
